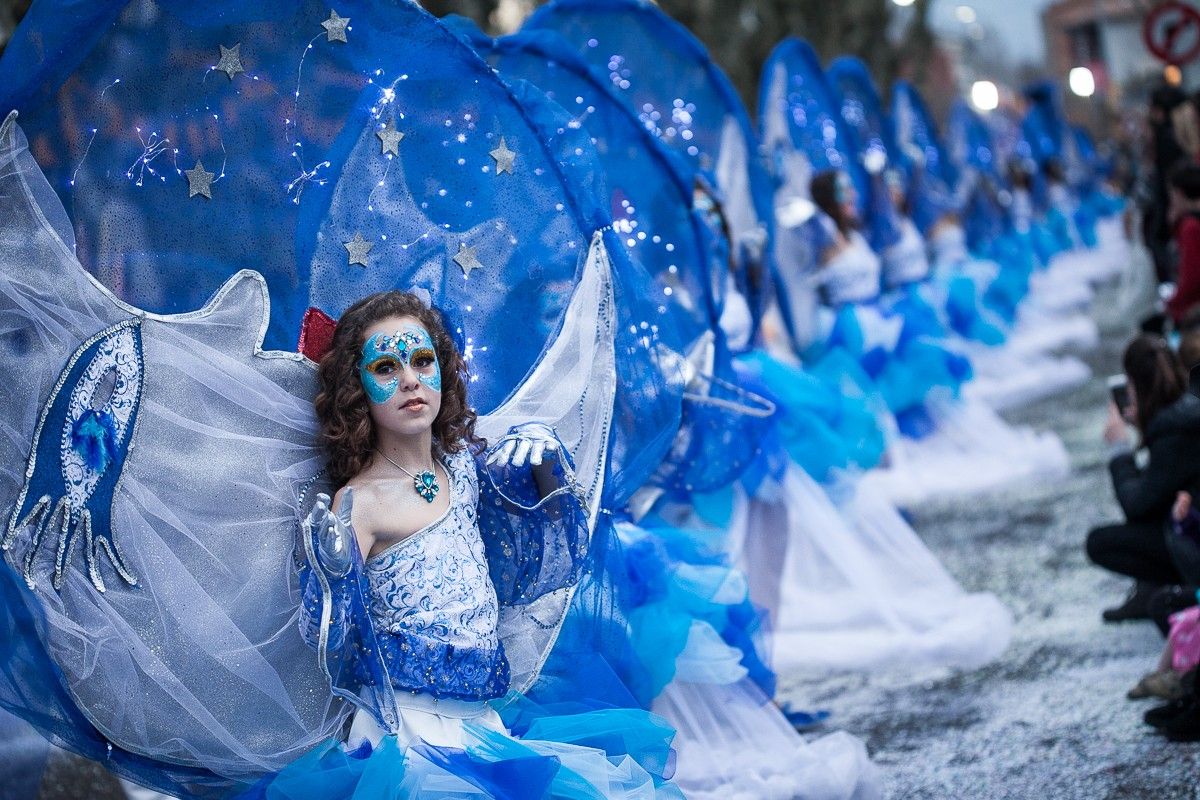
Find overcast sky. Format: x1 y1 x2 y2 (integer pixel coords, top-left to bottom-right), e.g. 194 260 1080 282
927 0 1055 65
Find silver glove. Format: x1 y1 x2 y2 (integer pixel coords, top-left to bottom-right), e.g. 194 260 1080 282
486 422 561 468
305 489 355 578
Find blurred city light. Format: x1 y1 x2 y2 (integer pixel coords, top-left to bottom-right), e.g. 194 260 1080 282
1165 64 1183 86
1068 66 1095 97
955 5 977 24
971 80 999 111
891 0 916 6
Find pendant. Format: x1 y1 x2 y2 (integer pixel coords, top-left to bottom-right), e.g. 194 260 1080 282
413 470 440 503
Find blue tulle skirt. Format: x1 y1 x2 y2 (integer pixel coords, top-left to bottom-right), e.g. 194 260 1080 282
810 298 972 439
237 716 684 800
734 350 885 481
980 233 1035 324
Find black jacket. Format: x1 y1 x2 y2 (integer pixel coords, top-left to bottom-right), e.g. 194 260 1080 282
1110 393 1200 523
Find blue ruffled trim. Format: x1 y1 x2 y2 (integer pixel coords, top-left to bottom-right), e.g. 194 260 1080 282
374 632 510 701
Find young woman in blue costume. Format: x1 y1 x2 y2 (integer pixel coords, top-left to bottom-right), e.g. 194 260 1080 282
522 0 1013 691
998 93 1132 308
830 57 1094 413
759 38 1068 507
0 102 687 798
0 0 712 796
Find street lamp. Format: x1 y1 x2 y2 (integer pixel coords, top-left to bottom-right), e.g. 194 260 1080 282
971 80 999 111
1068 66 1095 97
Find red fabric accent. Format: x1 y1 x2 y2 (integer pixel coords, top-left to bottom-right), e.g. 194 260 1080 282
298 307 337 363
1169 215 1200 322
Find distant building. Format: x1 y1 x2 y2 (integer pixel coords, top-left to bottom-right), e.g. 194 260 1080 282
1043 0 1200 110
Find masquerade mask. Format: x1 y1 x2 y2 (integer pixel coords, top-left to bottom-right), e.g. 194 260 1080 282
834 172 853 205
359 325 442 404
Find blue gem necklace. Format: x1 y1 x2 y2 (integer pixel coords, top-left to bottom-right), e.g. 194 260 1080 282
377 449 440 503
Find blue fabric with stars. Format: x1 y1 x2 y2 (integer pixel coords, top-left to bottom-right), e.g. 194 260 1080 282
524 0 780 344
475 27 780 498
824 56 906 253
891 80 962 237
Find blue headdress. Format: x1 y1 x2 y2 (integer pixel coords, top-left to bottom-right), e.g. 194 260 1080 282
1021 80 1066 169
522 0 777 341
821 56 904 251
472 27 774 497
891 80 961 235
0 0 464 350
945 100 1009 247
759 39 857 180
470 28 721 355
757 38 855 345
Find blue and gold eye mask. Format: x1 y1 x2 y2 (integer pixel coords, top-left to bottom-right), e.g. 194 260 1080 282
358 326 442 404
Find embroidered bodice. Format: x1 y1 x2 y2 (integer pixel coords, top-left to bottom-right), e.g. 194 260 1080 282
1011 189 1033 234
361 448 509 699
822 231 882 306
881 218 931 289
364 449 499 652
929 223 968 268
1048 183 1076 215
297 435 592 705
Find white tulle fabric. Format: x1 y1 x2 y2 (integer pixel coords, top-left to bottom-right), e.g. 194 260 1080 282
652 679 881 800
619 513 883 800
735 465 1011 673
474 231 618 693
962 342 1091 411
863 396 1069 507
0 114 338 778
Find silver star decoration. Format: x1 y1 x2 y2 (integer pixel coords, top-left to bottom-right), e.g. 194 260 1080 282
489 137 516 175
215 44 244 80
344 232 373 267
184 160 215 199
453 243 483 278
321 10 350 43
376 119 404 156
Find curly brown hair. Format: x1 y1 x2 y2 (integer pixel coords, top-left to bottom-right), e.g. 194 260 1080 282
315 291 483 488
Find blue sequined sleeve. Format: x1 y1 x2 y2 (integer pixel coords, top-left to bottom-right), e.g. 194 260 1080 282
295 527 400 731
475 439 590 606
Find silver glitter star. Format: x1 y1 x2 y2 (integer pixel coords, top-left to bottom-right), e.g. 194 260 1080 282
344 232 373 267
184 160 215 199
321 10 350 43
215 44 244 80
453 243 482 278
376 119 404 156
489 137 516 175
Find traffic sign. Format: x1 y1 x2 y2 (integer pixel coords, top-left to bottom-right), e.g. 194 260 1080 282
1143 1 1200 65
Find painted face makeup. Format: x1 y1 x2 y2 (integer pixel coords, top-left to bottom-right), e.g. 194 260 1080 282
358 325 442 405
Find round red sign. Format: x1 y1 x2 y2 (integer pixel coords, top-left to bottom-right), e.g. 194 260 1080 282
1143 1 1200 65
